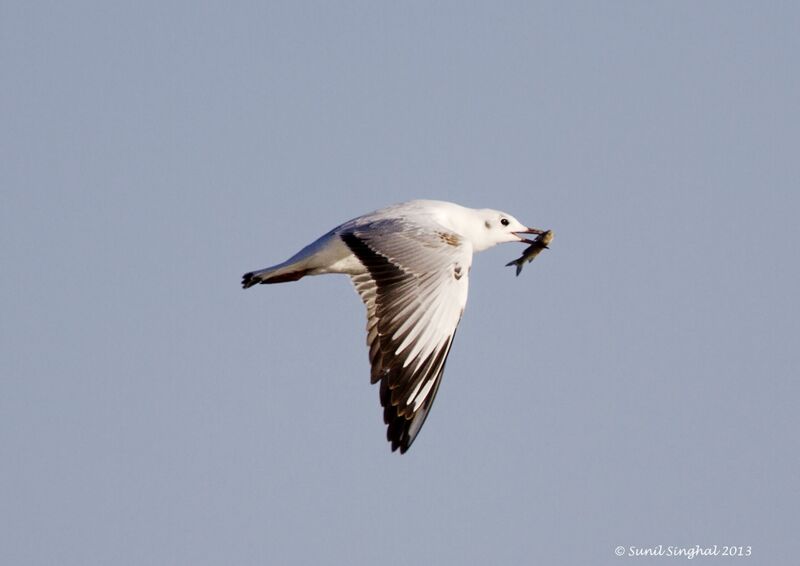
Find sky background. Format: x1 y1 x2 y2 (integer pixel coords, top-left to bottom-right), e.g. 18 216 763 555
3 2 799 565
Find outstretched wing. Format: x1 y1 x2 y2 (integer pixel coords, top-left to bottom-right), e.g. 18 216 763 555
341 220 471 453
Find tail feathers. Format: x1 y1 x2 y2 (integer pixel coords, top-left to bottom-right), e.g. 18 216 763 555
241 265 310 288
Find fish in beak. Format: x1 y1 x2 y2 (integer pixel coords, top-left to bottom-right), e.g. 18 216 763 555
507 229 554 276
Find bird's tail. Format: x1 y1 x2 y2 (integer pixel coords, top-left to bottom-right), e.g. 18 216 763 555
242 230 342 289
241 262 311 288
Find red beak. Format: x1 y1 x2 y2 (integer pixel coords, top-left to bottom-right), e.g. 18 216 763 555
515 227 545 243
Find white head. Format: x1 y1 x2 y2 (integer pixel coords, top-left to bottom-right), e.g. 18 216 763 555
448 207 543 252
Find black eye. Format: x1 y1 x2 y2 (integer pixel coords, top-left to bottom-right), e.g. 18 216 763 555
500 218 510 226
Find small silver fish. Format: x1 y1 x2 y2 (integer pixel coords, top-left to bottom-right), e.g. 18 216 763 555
506 229 554 276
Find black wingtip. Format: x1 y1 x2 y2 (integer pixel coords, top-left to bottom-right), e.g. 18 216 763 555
242 272 257 289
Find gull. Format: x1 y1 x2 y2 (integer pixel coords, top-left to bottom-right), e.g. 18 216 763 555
242 200 545 453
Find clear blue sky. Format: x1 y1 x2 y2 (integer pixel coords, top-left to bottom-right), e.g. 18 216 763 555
3 2 798 564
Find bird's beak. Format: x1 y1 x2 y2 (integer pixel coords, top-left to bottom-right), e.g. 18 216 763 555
515 227 545 242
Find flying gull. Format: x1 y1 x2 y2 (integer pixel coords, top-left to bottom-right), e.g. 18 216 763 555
242 199 546 453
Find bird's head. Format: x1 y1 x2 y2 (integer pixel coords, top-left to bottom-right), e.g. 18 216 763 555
463 208 544 252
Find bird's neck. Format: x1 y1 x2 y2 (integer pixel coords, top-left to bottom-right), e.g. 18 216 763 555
437 206 495 253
